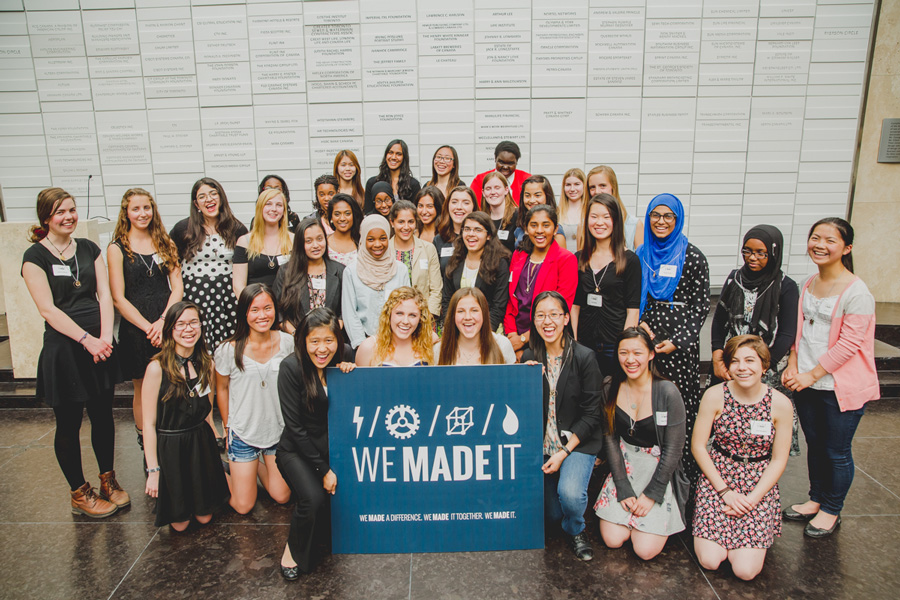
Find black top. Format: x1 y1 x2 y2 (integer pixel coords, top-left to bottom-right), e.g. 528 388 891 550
22 239 101 325
272 259 345 325
573 251 642 348
364 175 421 215
441 256 510 331
433 234 455 273
711 270 799 366
614 406 656 447
521 341 605 456
156 371 212 430
233 245 283 288
493 211 518 254
603 378 686 504
277 353 331 474
169 218 248 261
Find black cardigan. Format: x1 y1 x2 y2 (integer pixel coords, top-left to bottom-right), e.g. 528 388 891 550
441 256 510 331
521 341 605 456
272 259 344 326
603 378 686 504
276 353 330 474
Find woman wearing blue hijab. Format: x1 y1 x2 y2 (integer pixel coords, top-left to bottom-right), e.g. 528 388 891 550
636 193 710 484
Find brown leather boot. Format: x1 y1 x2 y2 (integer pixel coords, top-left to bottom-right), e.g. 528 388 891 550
70 482 118 518
98 470 131 507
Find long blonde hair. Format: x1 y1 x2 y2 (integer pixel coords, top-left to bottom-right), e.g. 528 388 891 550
373 287 434 365
112 188 179 271
587 165 629 220
246 188 292 259
481 172 517 229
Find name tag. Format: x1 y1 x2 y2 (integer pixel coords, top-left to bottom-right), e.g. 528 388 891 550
52 264 72 277
152 253 162 265
750 420 772 436
656 411 667 426
277 254 289 266
440 247 453 257
197 385 211 398
498 230 510 240
509 272 515 283
419 258 429 269
310 277 327 290
587 294 602 308
659 264 677 278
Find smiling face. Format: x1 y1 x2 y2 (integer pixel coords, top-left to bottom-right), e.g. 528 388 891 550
390 298 421 341
330 199 354 233
521 182 546 212
533 297 569 346
433 147 454 176
365 228 389 258
194 184 220 220
527 210 555 250
483 177 508 209
454 295 484 341
807 223 851 268
374 192 393 217
47 197 78 236
495 151 517 178
648 204 677 239
417 194 437 226
173 308 202 350
728 346 764 388
386 143 403 171
742 238 769 272
316 184 336 213
126 194 153 231
261 194 285 225
448 191 474 226
337 156 357 182
391 208 417 242
462 217 489 253
246 293 276 334
564 176 584 202
304 224 327 261
617 336 654 380
306 325 338 371
587 202 613 242
588 172 612 198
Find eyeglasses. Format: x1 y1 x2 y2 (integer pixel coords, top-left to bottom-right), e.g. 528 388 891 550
462 226 486 235
196 190 219 201
534 311 565 323
741 248 768 259
174 319 201 332
374 198 393 207
648 211 676 223
434 156 454 164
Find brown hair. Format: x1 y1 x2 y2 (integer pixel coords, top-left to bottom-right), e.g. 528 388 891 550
112 188 180 271
154 301 213 403
481 172 517 229
437 185 477 242
723 334 771 372
181 177 244 262
30 187 73 242
333 150 365 208
439 287 505 365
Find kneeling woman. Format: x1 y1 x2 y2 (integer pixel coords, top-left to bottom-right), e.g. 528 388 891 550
355 286 434 367
276 308 348 579
215 284 292 514
436 288 516 365
594 327 687 560
521 291 604 561
142 302 230 531
692 335 792 580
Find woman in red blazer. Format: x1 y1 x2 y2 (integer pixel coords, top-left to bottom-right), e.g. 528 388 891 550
506 204 578 358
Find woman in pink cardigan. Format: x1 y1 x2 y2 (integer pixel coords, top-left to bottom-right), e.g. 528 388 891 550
782 217 879 538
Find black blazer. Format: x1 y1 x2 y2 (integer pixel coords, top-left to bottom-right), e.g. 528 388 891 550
521 341 605 456
441 256 510 332
276 353 330 473
273 259 345 326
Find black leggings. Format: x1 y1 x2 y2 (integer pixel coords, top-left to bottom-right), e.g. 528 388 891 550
53 393 115 491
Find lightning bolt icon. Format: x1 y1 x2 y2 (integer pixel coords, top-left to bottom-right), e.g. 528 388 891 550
353 406 363 439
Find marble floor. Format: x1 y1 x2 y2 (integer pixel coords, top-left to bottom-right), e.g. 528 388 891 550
0 405 898 600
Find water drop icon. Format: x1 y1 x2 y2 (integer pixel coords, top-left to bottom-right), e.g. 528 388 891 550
502 405 519 435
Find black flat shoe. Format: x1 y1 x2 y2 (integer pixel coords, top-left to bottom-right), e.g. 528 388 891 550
570 532 594 561
783 506 816 521
280 565 300 581
804 515 841 538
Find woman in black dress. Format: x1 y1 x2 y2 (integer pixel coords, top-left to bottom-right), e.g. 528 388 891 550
169 177 247 350
108 188 183 451
22 187 128 517
142 301 229 531
233 187 294 297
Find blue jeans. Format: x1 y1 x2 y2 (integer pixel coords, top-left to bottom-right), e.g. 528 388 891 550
544 450 595 536
795 388 865 515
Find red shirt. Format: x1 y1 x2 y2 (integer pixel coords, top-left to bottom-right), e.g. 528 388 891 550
470 169 531 207
504 241 578 335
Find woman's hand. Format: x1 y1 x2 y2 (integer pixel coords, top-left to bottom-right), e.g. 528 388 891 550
630 494 656 518
508 332 524 351
620 497 637 513
781 365 798 387
639 321 654 339
712 355 731 381
146 318 164 347
654 340 677 355
784 370 816 392
338 362 356 373
721 490 755 516
82 335 113 363
323 469 337 494
145 471 159 498
541 451 567 474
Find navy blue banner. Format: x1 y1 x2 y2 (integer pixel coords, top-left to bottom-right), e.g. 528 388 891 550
327 365 545 554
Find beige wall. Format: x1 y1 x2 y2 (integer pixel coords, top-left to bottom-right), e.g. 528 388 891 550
852 0 900 302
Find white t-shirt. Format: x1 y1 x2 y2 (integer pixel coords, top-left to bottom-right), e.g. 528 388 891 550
434 332 517 365
214 331 294 448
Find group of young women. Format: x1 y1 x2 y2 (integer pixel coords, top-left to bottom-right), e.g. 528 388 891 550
21 139 879 582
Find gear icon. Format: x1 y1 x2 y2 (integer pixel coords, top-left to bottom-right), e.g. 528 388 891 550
384 404 420 440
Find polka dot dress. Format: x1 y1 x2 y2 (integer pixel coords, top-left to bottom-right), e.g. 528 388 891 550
641 243 710 483
182 234 238 350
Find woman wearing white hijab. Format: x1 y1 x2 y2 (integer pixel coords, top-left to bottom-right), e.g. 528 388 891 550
341 214 410 348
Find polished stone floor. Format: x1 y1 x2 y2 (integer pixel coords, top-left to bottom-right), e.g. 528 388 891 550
0 405 897 600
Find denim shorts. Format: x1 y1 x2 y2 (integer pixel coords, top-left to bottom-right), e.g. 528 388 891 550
227 430 278 463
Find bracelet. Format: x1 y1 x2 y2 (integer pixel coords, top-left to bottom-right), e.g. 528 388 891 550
717 486 732 498
145 466 160 474
561 446 571 456
78 332 89 345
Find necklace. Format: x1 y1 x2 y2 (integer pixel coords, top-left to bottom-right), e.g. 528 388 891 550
623 384 648 437
46 237 72 259
813 274 842 298
263 253 277 269
591 260 612 293
249 332 277 389
47 240 81 288
136 252 156 277
524 259 542 293
457 346 481 365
